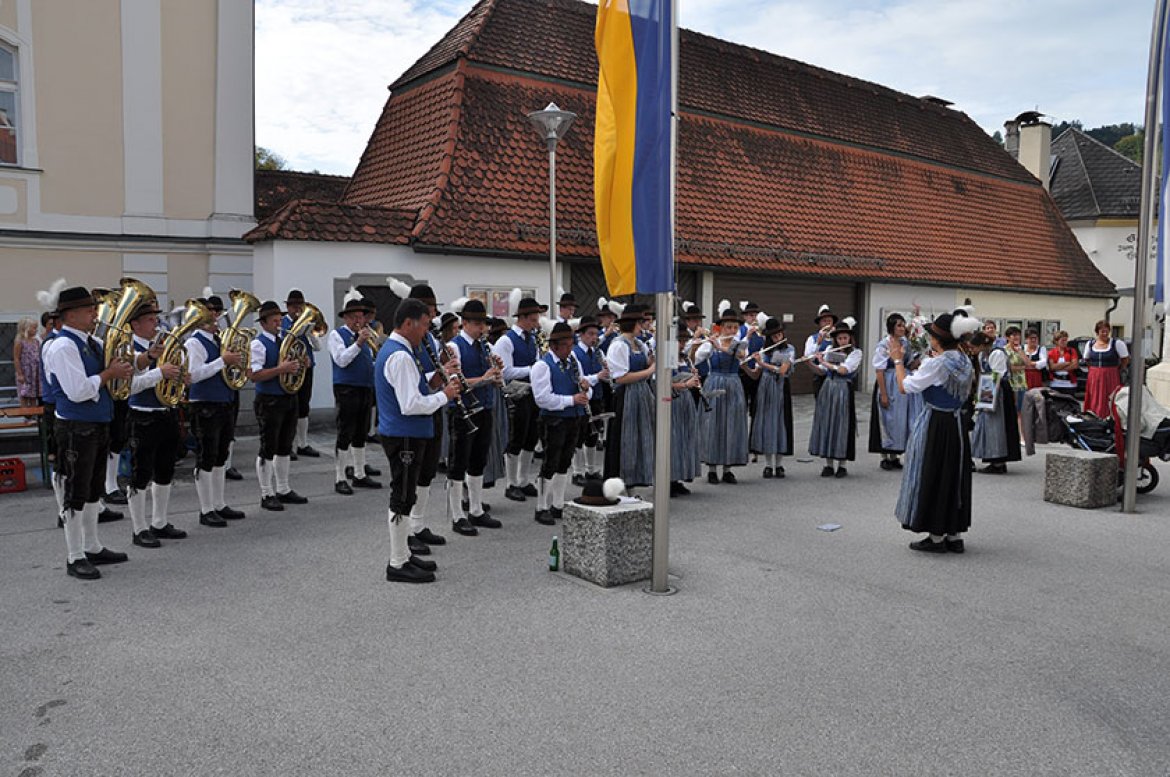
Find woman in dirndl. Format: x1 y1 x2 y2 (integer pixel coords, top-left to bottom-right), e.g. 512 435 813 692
483 317 510 489
868 313 917 471
1082 319 1129 419
808 320 863 477
603 305 656 488
888 311 979 553
748 318 794 479
971 333 1022 474
669 324 702 496
1022 328 1048 391
694 303 750 484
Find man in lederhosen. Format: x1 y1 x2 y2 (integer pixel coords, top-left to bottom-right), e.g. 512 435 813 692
531 322 591 524
37 306 66 521
250 300 309 511
444 298 502 535
492 293 547 502
570 316 609 485
42 285 135 580
125 298 187 547
185 294 246 527
375 298 459 583
283 289 322 460
326 295 381 494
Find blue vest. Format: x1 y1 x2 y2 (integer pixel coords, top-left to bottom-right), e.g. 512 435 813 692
281 313 315 367
505 329 537 371
254 333 283 396
599 331 618 354
451 335 495 410
540 353 586 418
332 327 374 387
40 331 60 405
416 331 441 374
923 384 962 411
375 338 433 438
129 339 165 410
708 349 739 375
51 329 114 423
188 331 234 403
573 343 603 377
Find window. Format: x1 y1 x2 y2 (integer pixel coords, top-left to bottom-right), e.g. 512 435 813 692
0 43 17 165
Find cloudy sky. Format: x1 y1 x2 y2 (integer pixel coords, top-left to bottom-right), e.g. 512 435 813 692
256 0 1153 175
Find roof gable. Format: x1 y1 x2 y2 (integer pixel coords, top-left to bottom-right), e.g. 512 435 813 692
1050 128 1142 220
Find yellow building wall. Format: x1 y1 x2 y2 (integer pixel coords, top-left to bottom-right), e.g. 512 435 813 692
166 252 210 303
955 289 1109 340
33 0 124 217
0 2 18 33
161 0 215 220
3 249 124 314
0 175 27 223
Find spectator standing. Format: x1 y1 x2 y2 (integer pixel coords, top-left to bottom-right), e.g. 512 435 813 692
1082 319 1129 418
13 316 40 406
1046 331 1079 395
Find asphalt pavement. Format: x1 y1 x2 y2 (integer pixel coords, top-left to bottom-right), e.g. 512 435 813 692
2 396 1168 776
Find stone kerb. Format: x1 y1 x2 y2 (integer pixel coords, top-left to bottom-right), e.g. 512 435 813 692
561 499 654 587
1044 449 1118 509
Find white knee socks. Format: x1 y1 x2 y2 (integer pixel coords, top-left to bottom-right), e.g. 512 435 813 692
388 509 410 569
295 417 309 449
410 485 431 534
353 446 367 475
274 455 291 495
81 501 102 553
211 466 228 511
194 469 214 514
225 440 235 469
335 447 349 481
256 457 274 498
151 483 172 529
572 449 585 476
105 453 120 494
128 489 149 534
537 477 551 510
51 466 66 517
466 474 485 517
447 481 465 523
505 453 520 487
519 450 535 486
551 472 569 509
63 508 85 562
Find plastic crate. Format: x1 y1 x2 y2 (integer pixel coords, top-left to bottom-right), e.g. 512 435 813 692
0 457 27 494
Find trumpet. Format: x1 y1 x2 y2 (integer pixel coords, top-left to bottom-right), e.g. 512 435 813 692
360 324 383 356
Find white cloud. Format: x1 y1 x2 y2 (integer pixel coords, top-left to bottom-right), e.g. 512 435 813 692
256 0 1152 174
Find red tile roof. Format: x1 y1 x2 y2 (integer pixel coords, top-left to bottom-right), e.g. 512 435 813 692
243 199 414 244
252 0 1114 298
254 169 350 220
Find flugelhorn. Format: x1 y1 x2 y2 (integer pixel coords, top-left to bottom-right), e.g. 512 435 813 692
155 298 214 406
220 289 261 389
97 277 155 401
279 301 327 394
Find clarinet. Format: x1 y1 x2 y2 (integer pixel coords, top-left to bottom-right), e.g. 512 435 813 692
421 333 481 426
683 350 712 412
564 353 592 425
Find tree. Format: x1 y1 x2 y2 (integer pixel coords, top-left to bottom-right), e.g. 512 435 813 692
1114 133 1144 163
1085 123 1136 149
255 146 287 170
991 130 1003 146
1050 119 1083 139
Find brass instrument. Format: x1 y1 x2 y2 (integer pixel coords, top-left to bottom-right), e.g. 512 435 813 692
96 277 155 401
360 325 382 357
220 289 261 389
279 302 328 394
154 298 214 406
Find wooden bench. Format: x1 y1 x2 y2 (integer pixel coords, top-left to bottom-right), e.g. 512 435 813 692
0 405 51 489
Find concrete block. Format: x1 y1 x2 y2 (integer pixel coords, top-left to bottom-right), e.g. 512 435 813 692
1044 449 1117 509
561 499 654 587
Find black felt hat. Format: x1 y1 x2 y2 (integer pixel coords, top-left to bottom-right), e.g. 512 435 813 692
256 300 284 320
338 297 373 317
55 286 98 313
129 300 162 321
717 306 742 324
813 304 839 325
514 297 548 316
489 317 508 336
548 322 574 343
573 478 624 506
576 315 600 333
618 304 645 323
762 317 785 338
679 301 705 319
558 292 578 308
410 284 439 307
286 289 306 304
439 312 460 331
741 300 761 314
830 320 853 338
459 299 488 321
205 295 225 312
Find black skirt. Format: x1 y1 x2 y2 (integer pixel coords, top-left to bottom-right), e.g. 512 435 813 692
899 408 972 535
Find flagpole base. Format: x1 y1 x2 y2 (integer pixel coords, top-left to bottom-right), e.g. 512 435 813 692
642 584 678 596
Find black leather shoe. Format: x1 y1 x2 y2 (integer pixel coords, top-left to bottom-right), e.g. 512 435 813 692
775 466 786 478
67 559 101 580
550 506 563 522
470 512 502 529
277 490 308 504
385 562 434 583
151 523 187 539
890 458 904 470
408 535 430 556
351 476 382 489
414 528 447 545
132 530 161 548
945 538 965 554
521 483 538 497
98 507 124 523
722 471 738 484
85 547 128 565
572 473 586 487
261 495 284 511
707 471 719 484
910 538 948 553
462 500 492 513
289 452 298 462
217 505 245 520
979 463 1007 474
534 509 555 525
835 467 848 478
104 489 127 505
335 480 354 495
408 555 437 572
366 434 379 444
199 511 228 528
224 467 243 481
762 467 773 479
504 485 527 502
297 445 321 458
879 459 892 471
820 465 835 477
364 464 382 477
670 481 691 496
451 518 479 536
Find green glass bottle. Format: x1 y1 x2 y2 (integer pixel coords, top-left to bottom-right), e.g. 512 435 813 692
548 535 560 572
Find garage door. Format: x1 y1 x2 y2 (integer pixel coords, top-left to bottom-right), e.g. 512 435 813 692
713 275 860 395
569 262 698 317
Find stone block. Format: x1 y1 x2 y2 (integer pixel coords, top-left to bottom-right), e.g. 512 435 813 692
561 499 654 587
1044 450 1118 509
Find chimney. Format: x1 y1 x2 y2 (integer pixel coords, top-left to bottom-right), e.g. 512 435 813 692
1006 111 1052 189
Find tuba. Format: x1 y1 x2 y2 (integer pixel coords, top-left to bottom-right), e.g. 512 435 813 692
220 289 261 389
154 299 214 406
279 302 327 394
96 277 155 401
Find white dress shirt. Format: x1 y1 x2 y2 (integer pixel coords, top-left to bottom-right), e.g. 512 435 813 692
185 330 225 385
383 332 449 417
43 326 103 409
902 351 958 393
492 324 534 381
250 330 279 373
692 337 743 365
129 334 165 400
986 349 1008 375
327 326 363 367
531 353 591 412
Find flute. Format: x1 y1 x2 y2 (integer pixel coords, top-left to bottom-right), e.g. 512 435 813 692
738 338 789 366
792 344 850 364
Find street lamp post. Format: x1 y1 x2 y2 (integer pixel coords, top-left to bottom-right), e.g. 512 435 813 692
527 103 577 309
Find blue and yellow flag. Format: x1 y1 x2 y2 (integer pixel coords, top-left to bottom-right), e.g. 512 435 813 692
594 0 674 296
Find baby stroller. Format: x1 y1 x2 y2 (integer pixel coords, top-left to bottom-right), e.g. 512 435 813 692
1050 390 1163 495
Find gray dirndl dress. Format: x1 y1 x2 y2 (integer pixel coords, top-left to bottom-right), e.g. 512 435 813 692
808 355 858 461
701 349 749 466
749 346 794 455
617 344 656 487
671 366 702 481
484 383 508 487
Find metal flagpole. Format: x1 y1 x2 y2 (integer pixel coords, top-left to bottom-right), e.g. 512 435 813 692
646 0 679 595
549 144 558 309
1122 0 1169 513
